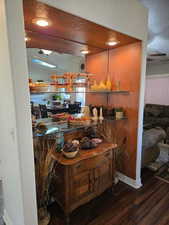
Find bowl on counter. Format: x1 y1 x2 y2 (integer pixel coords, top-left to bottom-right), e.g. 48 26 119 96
62 150 79 159
62 141 79 159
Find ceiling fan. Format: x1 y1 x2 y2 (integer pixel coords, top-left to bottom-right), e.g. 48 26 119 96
147 52 169 62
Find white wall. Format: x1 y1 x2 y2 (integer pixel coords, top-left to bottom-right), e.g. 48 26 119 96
40 0 148 188
147 62 169 75
0 0 38 225
145 74 169 105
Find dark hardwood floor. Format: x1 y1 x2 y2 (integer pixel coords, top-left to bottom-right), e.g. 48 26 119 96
49 169 169 225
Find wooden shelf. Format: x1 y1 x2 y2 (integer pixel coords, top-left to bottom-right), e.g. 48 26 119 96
30 90 130 95
89 90 129 94
104 117 128 121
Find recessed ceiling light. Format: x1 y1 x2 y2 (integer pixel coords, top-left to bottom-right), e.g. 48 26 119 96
33 18 49 27
107 41 119 46
36 19 49 27
42 49 52 55
81 50 89 55
25 37 30 42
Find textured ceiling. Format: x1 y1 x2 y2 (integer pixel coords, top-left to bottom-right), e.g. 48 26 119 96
139 0 169 58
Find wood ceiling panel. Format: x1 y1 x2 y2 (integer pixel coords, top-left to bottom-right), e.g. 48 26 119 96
23 0 140 55
26 30 103 56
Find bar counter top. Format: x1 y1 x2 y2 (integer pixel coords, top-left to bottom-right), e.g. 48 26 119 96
51 142 117 166
33 118 97 137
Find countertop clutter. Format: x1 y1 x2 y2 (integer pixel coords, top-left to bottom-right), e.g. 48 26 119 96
29 73 93 93
32 106 127 136
29 73 123 93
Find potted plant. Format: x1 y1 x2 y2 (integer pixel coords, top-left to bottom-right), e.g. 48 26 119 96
52 95 62 101
115 107 124 119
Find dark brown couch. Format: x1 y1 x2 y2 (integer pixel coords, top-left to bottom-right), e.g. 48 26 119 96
144 104 169 133
142 104 168 168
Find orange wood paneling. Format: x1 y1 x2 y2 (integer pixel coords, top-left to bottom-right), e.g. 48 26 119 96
23 0 139 55
25 30 102 56
86 42 142 179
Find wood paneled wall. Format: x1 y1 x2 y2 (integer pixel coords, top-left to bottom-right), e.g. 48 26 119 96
86 42 142 179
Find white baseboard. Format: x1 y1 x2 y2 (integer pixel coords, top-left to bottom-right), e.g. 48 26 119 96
3 209 13 225
116 172 142 189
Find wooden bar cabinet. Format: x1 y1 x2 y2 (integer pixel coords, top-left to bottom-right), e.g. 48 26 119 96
51 142 117 225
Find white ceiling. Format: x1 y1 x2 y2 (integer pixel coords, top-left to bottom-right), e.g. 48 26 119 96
139 0 169 58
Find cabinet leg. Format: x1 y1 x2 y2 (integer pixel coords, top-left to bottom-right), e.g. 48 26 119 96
65 214 70 225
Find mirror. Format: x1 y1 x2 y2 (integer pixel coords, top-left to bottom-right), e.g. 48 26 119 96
27 48 85 81
27 48 86 118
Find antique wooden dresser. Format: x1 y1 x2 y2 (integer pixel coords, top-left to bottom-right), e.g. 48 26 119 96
51 142 117 225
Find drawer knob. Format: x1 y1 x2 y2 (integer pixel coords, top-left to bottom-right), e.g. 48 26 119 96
75 163 81 169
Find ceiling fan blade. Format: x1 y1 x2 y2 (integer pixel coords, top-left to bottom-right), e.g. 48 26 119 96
149 53 167 57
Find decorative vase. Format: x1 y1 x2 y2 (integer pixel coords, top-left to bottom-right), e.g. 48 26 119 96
92 107 98 121
106 76 112 91
99 107 104 121
98 81 107 91
115 80 121 91
91 80 98 91
38 207 50 225
34 136 56 225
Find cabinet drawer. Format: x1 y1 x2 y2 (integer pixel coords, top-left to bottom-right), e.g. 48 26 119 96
72 161 87 174
72 150 112 175
103 151 112 159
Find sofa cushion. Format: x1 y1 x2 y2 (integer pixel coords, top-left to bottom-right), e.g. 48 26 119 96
144 105 163 117
162 106 169 117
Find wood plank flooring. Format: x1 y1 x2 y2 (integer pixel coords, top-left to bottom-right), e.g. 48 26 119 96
49 169 169 225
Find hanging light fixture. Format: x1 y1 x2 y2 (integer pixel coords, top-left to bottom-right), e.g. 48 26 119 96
105 48 112 91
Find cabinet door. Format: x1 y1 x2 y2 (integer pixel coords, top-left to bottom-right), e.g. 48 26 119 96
70 168 95 205
51 164 66 208
94 151 113 194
